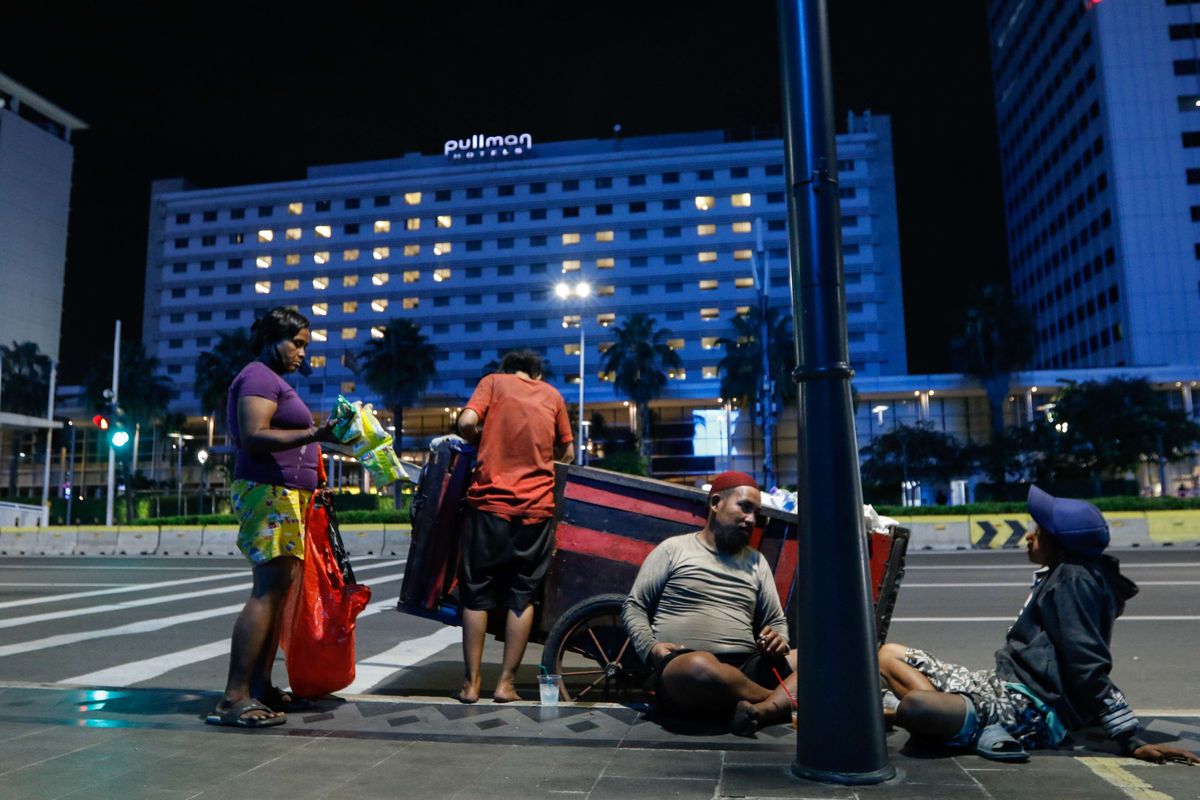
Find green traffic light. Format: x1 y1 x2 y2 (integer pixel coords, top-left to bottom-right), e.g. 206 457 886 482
110 429 130 448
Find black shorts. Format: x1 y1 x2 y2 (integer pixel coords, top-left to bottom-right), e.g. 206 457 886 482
458 506 554 612
652 648 792 715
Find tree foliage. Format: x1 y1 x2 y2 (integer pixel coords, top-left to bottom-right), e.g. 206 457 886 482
194 328 256 420
600 313 681 457
0 341 52 416
859 422 971 497
359 319 438 446
84 341 174 427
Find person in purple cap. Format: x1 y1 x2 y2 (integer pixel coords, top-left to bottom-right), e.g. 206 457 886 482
622 471 796 735
878 486 1199 764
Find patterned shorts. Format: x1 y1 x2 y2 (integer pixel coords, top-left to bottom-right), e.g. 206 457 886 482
904 648 1063 750
230 479 311 566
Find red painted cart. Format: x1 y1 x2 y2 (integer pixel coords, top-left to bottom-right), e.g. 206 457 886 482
399 441 908 702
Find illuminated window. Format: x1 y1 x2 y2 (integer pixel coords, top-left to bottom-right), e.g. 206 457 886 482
373 246 390 260
596 285 615 296
402 270 420 283
406 218 420 231
596 258 614 269
436 215 452 228
255 281 271 294
695 195 716 211
598 370 615 382
344 248 360 261
313 251 330 265
311 329 327 342
312 302 328 316
735 277 755 288
567 374 581 385
597 312 615 327
312 277 329 290
736 305 751 317
288 202 303 215
595 230 614 242
702 366 718 379
314 224 332 238
562 232 580 245
732 221 753 233
702 336 719 349
697 224 716 236
699 279 719 290
285 254 301 266
341 301 357 314
404 244 420 256
667 369 687 380
564 343 581 356
286 228 302 241
433 242 451 255
256 255 272 269
309 355 326 368
340 381 356 393
598 341 614 353
374 220 391 233
371 298 388 312
733 249 752 261
700 307 720 320
341 328 358 340
562 314 581 328
404 192 421 205
666 338 684 350
343 275 358 287
562 260 581 273
698 252 718 263
257 229 274 243
283 279 300 292
433 268 451 282
731 193 752 207
402 297 419 310
372 272 389 286
371 326 386 339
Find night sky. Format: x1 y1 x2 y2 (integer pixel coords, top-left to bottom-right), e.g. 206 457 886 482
3 1 1006 382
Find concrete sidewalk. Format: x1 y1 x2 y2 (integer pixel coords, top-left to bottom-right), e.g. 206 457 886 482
0 684 1196 799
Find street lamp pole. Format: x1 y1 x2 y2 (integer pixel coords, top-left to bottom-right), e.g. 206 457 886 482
105 320 121 527
557 280 592 466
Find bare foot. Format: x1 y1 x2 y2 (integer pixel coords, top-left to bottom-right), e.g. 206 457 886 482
456 680 480 704
731 700 761 737
492 680 522 703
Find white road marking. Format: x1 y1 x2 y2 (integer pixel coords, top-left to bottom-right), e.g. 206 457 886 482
0 573 405 659
0 560 405 630
0 583 139 588
342 627 462 694
0 569 250 610
893 615 1200 622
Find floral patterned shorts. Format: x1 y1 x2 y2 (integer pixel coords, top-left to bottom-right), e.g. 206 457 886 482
230 479 311 566
904 648 1065 749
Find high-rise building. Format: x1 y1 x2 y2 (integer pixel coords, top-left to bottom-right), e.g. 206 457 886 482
143 113 905 479
987 0 1200 368
0 73 86 362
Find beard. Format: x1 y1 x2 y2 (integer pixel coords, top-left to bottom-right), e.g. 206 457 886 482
713 524 750 554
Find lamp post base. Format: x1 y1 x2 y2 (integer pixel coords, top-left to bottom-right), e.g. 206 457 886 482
790 761 896 786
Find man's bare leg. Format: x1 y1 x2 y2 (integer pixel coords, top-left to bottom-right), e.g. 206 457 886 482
458 608 488 703
659 652 779 733
730 650 799 735
493 604 535 703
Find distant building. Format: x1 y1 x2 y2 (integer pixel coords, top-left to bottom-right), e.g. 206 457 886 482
986 0 1200 368
0 73 86 362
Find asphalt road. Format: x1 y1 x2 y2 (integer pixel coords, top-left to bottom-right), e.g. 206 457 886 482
0 548 1196 712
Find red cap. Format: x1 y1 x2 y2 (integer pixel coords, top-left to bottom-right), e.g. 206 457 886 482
708 471 758 497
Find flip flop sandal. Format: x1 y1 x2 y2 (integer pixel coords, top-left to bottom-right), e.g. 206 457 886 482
205 697 286 728
974 722 1029 762
261 686 315 712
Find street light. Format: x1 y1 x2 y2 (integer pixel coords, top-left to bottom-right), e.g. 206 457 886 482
556 280 591 465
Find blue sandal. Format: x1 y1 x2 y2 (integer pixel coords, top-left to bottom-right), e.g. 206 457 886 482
974 723 1028 762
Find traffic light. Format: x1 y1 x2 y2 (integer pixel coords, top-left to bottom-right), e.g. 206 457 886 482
94 405 130 449
92 413 109 431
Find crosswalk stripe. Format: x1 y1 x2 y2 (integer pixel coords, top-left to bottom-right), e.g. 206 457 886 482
0 569 250 610
56 590 408 687
343 627 462 695
0 560 404 631
0 573 406 659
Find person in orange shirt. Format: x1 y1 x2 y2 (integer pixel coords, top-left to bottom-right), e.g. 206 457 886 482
454 349 574 703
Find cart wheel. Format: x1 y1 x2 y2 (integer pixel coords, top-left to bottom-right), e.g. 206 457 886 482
540 593 648 704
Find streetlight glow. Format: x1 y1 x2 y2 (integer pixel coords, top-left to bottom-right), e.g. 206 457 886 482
576 282 592 298
555 282 571 299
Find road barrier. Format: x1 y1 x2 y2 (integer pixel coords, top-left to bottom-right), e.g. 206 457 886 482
116 527 159 555
74 529 120 555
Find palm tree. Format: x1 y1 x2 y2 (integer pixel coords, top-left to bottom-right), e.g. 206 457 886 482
716 308 797 488
0 341 52 416
950 284 1035 493
359 319 439 502
600 313 682 458
194 328 256 429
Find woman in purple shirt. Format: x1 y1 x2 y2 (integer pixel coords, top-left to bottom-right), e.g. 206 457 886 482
206 307 335 728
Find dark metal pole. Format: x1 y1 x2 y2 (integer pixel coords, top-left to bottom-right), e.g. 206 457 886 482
776 0 894 784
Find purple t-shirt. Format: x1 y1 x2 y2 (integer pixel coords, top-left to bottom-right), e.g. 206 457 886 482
227 361 319 490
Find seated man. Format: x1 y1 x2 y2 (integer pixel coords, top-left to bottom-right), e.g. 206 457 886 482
880 486 1199 765
622 471 796 735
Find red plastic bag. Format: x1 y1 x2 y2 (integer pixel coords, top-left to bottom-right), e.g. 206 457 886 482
280 485 372 697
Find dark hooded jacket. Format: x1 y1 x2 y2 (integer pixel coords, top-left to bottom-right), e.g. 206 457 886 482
993 555 1139 739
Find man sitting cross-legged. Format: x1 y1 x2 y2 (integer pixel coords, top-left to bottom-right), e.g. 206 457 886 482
879 485 1199 765
621 471 796 735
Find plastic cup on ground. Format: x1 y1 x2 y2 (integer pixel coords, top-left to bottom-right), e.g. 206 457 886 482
538 674 562 705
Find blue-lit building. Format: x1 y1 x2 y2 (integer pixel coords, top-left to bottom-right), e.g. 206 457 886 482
143 112 905 480
987 0 1200 368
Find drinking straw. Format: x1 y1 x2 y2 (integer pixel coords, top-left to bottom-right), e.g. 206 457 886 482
539 664 548 676
771 666 796 707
